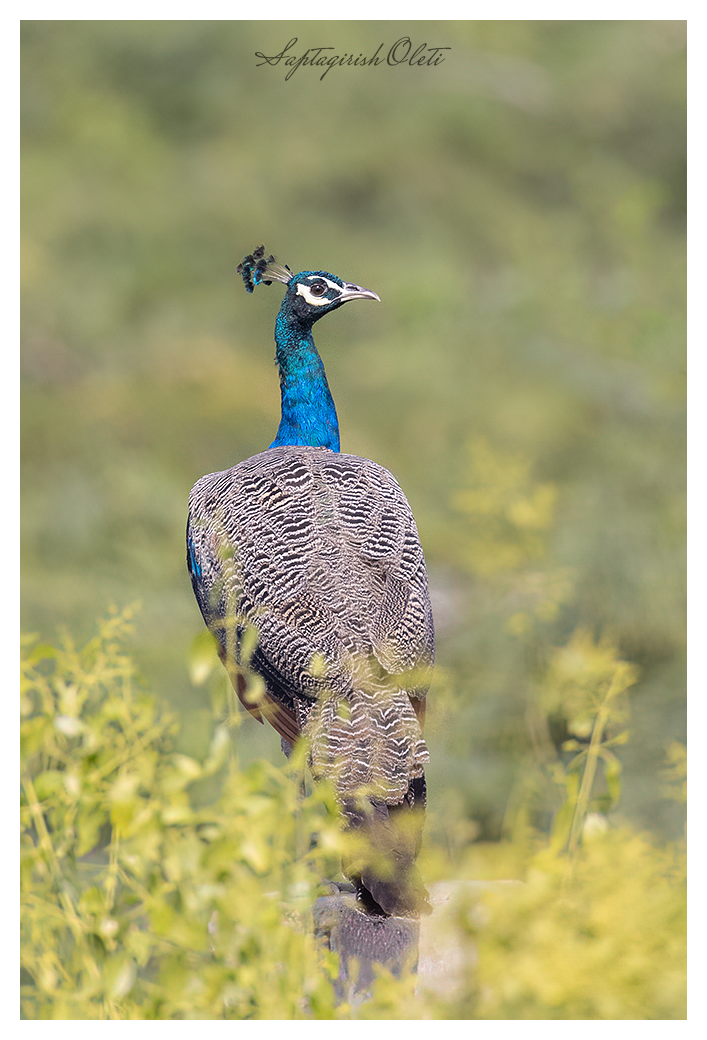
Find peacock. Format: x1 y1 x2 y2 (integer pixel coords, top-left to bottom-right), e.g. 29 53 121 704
187 246 435 917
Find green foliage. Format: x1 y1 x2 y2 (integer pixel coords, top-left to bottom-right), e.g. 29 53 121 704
660 740 687 806
21 608 686 1020
21 607 345 1019
540 631 636 853
459 828 686 1020
452 437 558 576
425 630 686 1021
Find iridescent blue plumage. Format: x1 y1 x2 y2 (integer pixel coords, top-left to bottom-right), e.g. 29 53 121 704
270 340 340 450
236 249 379 453
270 274 343 451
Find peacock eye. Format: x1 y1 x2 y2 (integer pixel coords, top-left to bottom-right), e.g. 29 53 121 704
309 280 327 297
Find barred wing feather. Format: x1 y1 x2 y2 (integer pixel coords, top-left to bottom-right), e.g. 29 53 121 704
187 445 434 806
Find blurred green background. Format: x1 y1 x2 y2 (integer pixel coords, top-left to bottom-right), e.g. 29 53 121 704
21 21 686 844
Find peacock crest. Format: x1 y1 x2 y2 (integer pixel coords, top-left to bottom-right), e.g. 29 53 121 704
236 244 292 293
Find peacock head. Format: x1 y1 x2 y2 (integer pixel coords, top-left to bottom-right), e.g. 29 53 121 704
237 245 380 326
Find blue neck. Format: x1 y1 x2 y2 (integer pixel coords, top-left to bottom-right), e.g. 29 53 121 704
269 309 340 452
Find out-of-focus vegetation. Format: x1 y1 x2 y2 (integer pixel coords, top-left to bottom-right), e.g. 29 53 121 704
21 609 686 1019
21 19 685 842
21 20 685 1018
458 826 686 1020
21 609 343 1019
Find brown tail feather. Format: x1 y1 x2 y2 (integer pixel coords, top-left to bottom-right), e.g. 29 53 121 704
217 645 301 745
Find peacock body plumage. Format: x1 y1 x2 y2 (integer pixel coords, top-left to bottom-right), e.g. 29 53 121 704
187 248 434 917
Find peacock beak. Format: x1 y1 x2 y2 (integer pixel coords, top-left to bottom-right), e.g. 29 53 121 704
339 283 381 303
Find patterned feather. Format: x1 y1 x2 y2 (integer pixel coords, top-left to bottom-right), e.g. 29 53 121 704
188 446 433 796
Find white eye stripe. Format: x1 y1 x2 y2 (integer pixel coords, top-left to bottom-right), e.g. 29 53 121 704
296 277 342 307
318 277 343 292
296 284 330 307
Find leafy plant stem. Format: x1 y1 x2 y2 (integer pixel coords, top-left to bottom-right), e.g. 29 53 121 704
567 666 623 857
23 776 102 984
